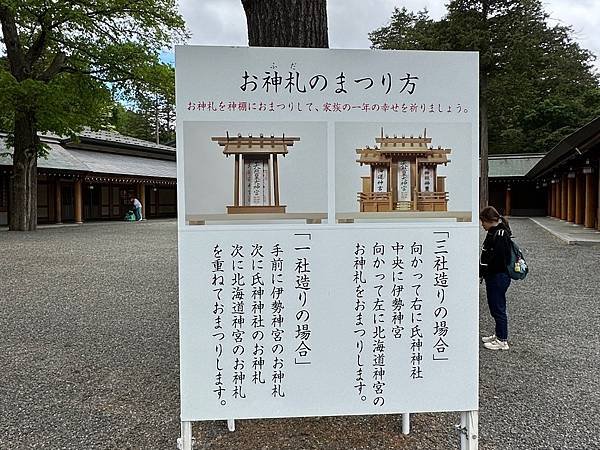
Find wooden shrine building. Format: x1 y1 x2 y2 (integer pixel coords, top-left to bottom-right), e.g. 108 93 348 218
212 133 299 214
0 130 177 226
356 129 451 212
488 153 545 217
527 115 600 230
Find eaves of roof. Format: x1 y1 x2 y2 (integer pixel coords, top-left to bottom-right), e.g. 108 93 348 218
527 116 600 179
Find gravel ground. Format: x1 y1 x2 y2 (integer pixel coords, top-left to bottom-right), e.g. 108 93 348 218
0 218 598 449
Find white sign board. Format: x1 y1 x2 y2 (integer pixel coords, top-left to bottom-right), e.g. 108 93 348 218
176 46 479 422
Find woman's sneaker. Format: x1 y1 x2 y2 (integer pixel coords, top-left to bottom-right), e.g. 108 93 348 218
481 334 496 343
483 338 509 351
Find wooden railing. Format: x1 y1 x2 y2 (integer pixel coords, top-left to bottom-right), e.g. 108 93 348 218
359 191 449 212
358 191 392 202
417 191 448 202
416 191 448 211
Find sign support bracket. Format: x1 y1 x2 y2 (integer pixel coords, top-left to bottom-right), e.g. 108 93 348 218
402 413 410 434
177 421 194 450
458 410 479 450
227 419 236 432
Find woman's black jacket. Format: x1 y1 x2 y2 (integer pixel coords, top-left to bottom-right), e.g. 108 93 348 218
479 222 512 278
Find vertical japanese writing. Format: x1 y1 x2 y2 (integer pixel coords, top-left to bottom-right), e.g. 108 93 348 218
373 167 388 193
212 244 226 404
433 232 450 361
410 241 424 380
353 243 367 401
250 244 266 384
231 244 246 399
245 159 268 206
391 242 406 340
372 242 386 406
398 161 411 201
294 233 312 365
270 243 285 398
420 167 433 192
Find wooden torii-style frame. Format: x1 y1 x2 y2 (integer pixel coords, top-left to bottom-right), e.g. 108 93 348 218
212 133 300 214
356 128 451 213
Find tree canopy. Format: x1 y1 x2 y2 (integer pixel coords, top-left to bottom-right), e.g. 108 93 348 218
370 0 600 155
110 63 176 145
0 0 187 230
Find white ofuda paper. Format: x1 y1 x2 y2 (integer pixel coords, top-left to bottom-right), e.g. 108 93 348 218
176 46 479 421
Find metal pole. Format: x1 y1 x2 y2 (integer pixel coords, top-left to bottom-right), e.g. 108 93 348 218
227 419 236 432
179 421 193 450
401 413 410 435
459 411 479 450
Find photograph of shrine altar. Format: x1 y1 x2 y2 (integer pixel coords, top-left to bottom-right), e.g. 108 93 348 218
182 121 327 223
356 128 451 212
335 122 475 221
211 133 299 214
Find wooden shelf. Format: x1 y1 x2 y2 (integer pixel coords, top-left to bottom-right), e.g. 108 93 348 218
186 212 327 225
336 211 472 223
227 205 286 214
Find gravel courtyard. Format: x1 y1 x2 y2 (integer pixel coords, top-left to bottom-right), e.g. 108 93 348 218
0 218 598 449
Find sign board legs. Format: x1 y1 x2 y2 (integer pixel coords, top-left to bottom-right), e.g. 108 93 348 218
178 421 193 450
227 419 236 432
459 411 479 450
402 413 410 435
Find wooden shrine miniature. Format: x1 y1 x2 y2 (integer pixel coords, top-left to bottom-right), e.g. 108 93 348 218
356 128 451 212
212 132 299 214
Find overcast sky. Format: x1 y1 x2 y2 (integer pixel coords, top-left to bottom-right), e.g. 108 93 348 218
178 0 600 72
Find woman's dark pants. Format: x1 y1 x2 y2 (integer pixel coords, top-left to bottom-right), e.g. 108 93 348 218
485 272 511 341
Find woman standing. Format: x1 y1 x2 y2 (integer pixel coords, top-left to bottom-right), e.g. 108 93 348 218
479 206 512 351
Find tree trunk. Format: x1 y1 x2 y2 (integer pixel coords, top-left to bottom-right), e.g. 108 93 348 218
242 0 328 48
9 110 39 231
479 71 489 212
155 94 160 145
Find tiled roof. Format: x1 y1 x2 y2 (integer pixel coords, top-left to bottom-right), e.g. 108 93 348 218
0 135 175 179
527 116 600 179
77 129 175 152
68 149 175 178
488 154 545 178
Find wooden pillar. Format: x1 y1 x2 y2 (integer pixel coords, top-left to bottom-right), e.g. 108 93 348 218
55 180 62 224
597 168 600 231
546 184 552 216
234 155 240 207
560 175 568 220
554 178 560 219
390 161 397 208
557 180 562 218
554 180 560 218
555 178 561 218
584 170 596 228
413 159 419 211
504 185 512 216
567 174 575 222
549 182 555 216
550 181 555 217
273 154 280 207
575 173 585 225
138 182 146 219
74 179 83 224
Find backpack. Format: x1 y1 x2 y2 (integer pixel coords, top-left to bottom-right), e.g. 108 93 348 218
507 238 528 280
